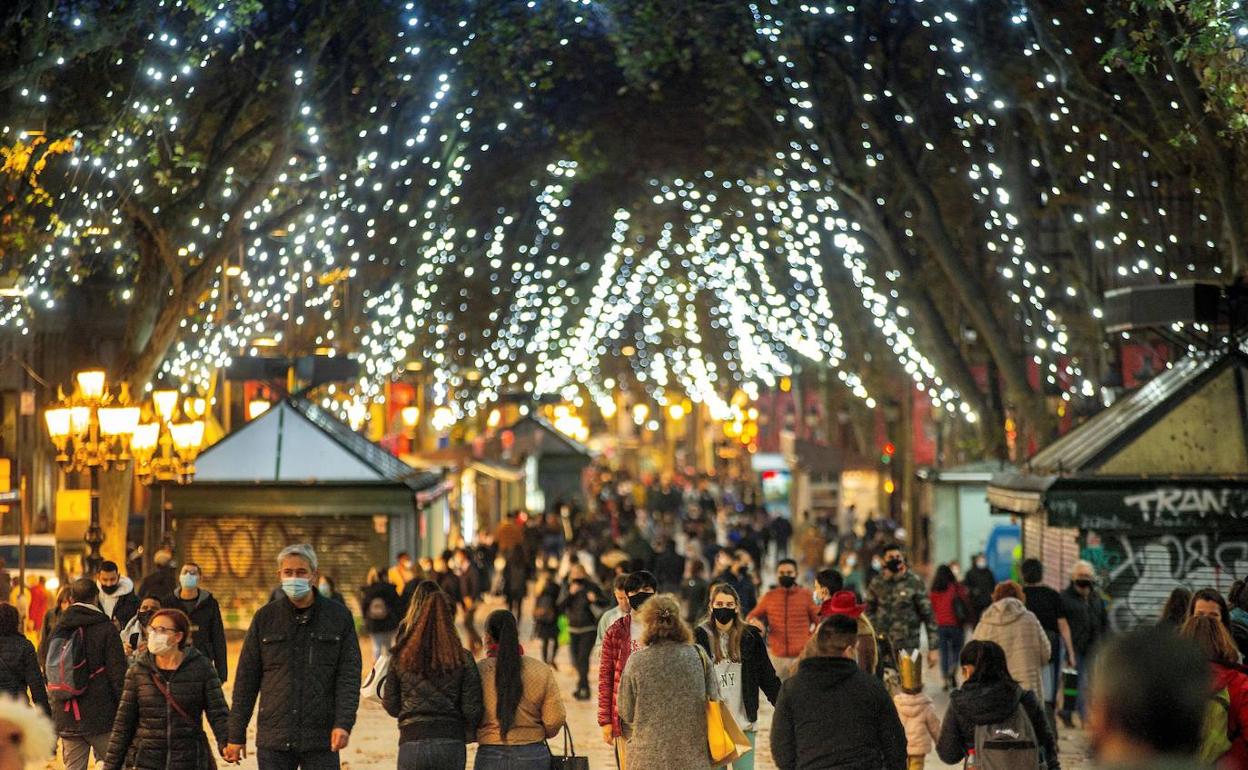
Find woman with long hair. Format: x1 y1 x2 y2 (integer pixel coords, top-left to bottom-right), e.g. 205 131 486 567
1179 614 1248 767
396 579 442 639
928 564 970 690
936 640 1059 769
1159 586 1194 628
102 609 229 770
474 610 566 769
382 591 483 769
618 594 719 770
694 583 779 770
1190 586 1233 627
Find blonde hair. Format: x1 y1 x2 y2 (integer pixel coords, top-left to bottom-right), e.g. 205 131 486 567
0 694 55 765
639 594 692 646
703 583 745 663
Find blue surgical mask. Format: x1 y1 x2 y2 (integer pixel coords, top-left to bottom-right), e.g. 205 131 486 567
282 578 312 599
318 581 332 597
180 574 199 590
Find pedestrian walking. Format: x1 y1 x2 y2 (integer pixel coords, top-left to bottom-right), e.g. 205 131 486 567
713 550 758 616
119 596 162 658
161 562 229 682
101 609 229 770
816 588 879 675
27 578 48 637
49 579 127 770
597 570 657 767
936 640 1059 769
747 558 818 680
533 568 561 668
474 609 565 769
866 544 938 670
971 581 1051 704
928 564 969 690
1059 561 1108 729
317 576 348 606
618 594 719 770
37 586 71 667
1021 558 1076 729
97 562 139 630
137 550 178 606
595 575 630 651
0 604 48 716
360 567 401 663
381 590 482 770
453 549 484 655
770 614 906 770
695 583 780 770
557 563 606 701
226 544 362 769
963 553 995 626
1084 627 1207 769
396 580 441 638
503 548 529 623
388 552 416 592
680 559 710 627
1178 613 1248 767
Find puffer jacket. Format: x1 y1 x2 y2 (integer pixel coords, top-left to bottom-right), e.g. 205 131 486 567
101 648 229 770
161 590 229 683
50 603 127 737
892 691 940 756
936 679 1059 769
227 593 362 752
748 585 819 659
1212 661 1248 770
597 614 633 737
0 635 49 715
971 598 1051 701
381 647 482 743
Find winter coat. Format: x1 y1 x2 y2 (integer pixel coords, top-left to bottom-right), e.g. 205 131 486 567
139 569 178 608
930 584 970 628
1212 661 1248 770
533 581 561 639
49 603 128 737
680 577 709 626
748 585 819 659
892 691 941 757
227 593 362 752
817 603 880 675
1061 584 1109 658
694 623 780 724
971 598 1051 701
100 576 140 629
597 614 635 737
0 634 49 715
557 579 607 632
161 590 229 683
770 656 906 770
936 679 1059 769
101 648 229 770
653 548 685 593
475 655 564 746
867 570 938 653
38 607 65 666
381 647 482 743
618 642 718 770
359 582 401 634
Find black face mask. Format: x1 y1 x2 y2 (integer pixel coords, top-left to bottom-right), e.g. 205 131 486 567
627 592 652 611
711 607 737 625
100 583 120 595
778 576 797 589
885 558 904 573
136 610 154 626
1074 579 1093 589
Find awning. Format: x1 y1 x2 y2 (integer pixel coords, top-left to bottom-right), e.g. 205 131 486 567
469 460 525 483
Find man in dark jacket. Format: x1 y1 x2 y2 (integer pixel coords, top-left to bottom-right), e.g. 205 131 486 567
963 553 996 625
161 561 229 682
226 544 362 769
1060 560 1109 729
51 578 127 770
557 562 607 700
771 614 906 770
96 561 139 629
137 548 178 602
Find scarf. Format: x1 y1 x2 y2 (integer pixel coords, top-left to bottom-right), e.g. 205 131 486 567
486 643 524 658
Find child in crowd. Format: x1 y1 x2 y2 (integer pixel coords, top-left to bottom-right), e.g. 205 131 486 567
892 651 941 770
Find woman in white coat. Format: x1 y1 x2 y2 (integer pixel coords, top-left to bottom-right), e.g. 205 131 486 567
971 580 1051 701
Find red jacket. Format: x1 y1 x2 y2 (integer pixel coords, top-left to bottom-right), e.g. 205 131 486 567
597 614 633 736
748 586 818 659
1213 661 1248 770
930 584 969 628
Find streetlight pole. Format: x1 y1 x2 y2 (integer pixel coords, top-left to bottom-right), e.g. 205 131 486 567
84 464 104 576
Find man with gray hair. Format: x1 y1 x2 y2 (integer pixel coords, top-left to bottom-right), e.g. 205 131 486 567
1059 559 1109 729
226 545 362 769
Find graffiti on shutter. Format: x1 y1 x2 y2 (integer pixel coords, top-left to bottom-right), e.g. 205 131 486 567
1082 530 1248 632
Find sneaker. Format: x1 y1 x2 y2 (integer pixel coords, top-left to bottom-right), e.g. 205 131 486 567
1059 712 1075 729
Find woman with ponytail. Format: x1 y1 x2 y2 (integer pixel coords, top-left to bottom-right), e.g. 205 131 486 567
474 609 566 769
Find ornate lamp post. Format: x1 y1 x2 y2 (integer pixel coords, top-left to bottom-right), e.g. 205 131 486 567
129 389 206 558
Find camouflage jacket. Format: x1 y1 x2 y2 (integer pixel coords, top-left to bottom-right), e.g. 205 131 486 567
866 570 937 653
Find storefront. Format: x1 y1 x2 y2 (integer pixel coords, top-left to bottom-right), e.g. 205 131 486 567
989 348 1248 630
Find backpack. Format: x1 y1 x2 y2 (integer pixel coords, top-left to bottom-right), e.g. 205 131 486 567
1200 687 1235 764
45 626 102 719
971 702 1040 770
367 597 390 621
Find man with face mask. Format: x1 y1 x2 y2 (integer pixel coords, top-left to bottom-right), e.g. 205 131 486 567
597 570 657 767
161 562 229 682
226 544 362 769
748 559 819 680
96 561 139 630
1059 560 1108 729
866 544 939 671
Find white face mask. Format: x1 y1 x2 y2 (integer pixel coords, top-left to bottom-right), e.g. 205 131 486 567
148 632 178 656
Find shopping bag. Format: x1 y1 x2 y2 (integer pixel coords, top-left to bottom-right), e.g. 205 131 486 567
707 700 752 764
360 651 391 706
548 724 589 770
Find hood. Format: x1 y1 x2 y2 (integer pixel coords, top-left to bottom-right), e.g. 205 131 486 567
978 597 1029 626
795 656 860 687
178 588 214 609
893 691 935 718
101 575 134 598
60 603 111 629
950 680 1024 725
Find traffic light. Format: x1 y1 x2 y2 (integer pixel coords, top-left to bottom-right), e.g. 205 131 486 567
880 441 896 464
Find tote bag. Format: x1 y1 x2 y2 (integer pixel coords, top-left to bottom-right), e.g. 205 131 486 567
698 647 752 765
360 651 391 706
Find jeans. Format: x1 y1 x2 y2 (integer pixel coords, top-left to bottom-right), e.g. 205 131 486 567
1042 634 1063 704
727 730 756 770
371 631 396 662
570 630 595 692
937 625 965 682
1060 650 1089 721
61 732 109 770
257 748 342 770
474 743 551 770
398 739 466 770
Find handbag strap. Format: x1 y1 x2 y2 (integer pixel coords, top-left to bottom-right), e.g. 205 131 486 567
149 672 192 723
545 723 577 758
